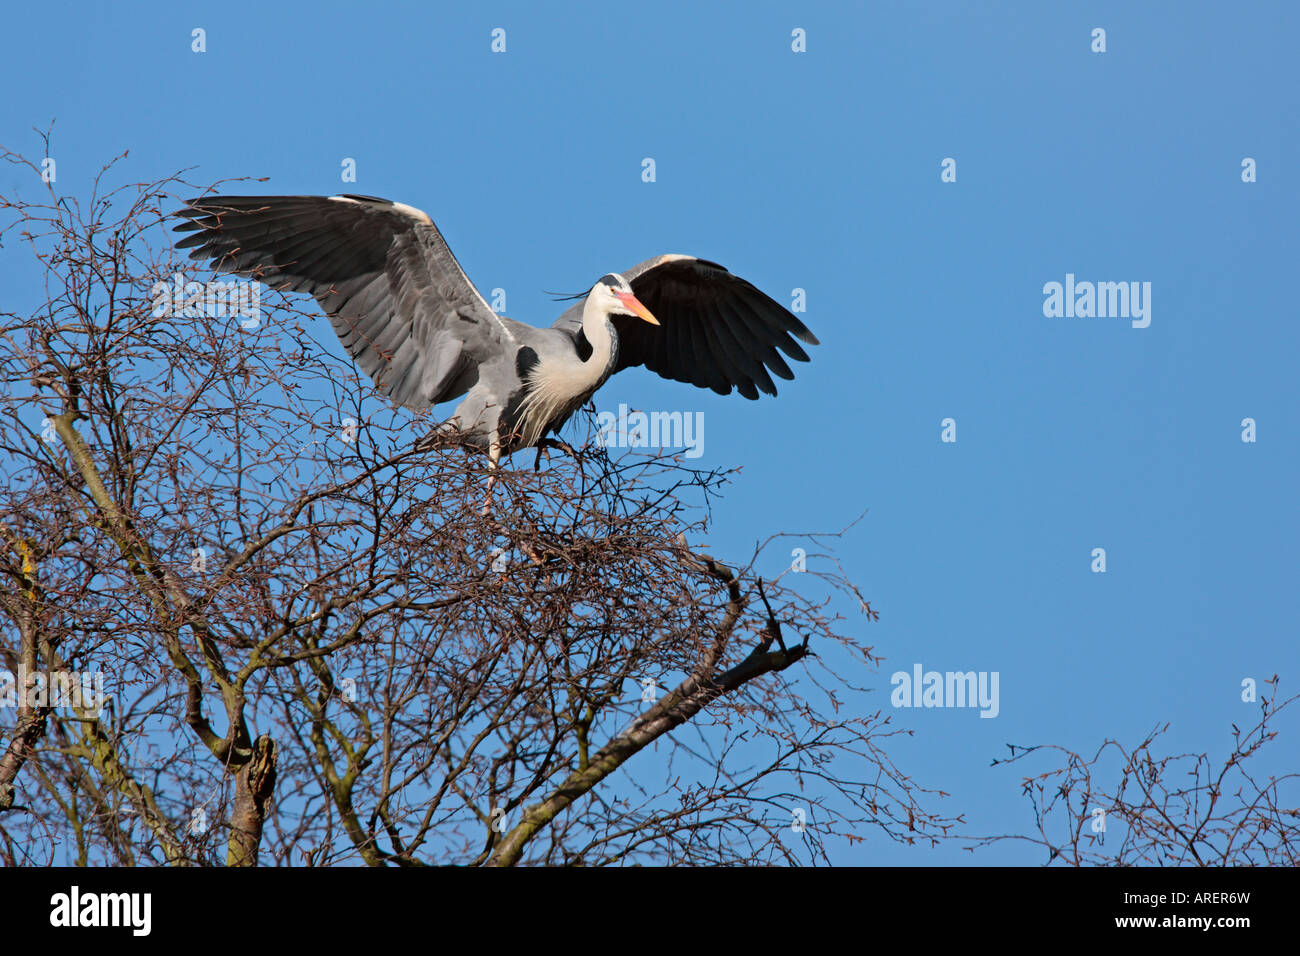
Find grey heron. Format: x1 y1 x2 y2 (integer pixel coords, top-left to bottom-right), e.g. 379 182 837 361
173 194 818 494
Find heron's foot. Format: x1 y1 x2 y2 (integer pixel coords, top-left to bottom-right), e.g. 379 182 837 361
416 417 466 453
415 430 448 453
533 437 577 471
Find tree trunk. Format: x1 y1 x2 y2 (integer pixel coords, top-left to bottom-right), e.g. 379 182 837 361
227 735 277 867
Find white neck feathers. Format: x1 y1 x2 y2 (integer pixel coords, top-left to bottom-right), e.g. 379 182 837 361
513 298 617 447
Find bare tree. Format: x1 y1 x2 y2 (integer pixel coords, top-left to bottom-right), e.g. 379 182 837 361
976 678 1298 866
0 141 954 866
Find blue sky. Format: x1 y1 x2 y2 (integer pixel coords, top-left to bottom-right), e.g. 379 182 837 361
2 1 1295 864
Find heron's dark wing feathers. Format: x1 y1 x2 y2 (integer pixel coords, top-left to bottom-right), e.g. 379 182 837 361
173 194 512 411
553 255 817 400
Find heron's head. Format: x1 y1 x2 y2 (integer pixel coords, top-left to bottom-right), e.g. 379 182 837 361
589 274 659 325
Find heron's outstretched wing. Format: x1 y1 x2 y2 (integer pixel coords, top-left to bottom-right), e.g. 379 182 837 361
552 255 818 400
173 194 514 411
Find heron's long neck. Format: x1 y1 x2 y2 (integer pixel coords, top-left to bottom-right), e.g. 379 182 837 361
580 303 619 382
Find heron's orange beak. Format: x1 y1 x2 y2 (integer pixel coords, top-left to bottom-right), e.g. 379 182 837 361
615 290 659 325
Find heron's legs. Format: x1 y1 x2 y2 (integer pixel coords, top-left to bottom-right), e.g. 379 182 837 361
480 438 503 517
